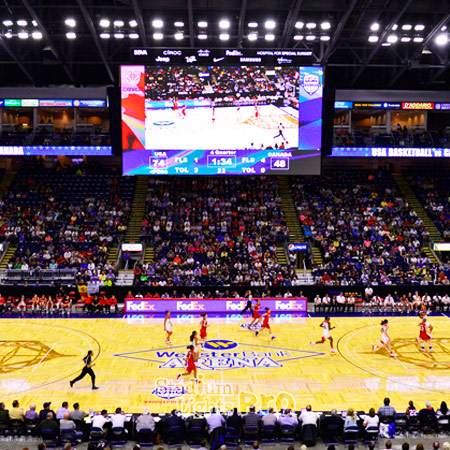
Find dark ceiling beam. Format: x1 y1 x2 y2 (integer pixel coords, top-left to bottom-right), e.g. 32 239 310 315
132 0 148 47
237 0 248 47
350 0 413 85
426 59 450 86
321 0 358 64
20 0 75 84
187 0 194 47
280 0 304 48
0 37 35 84
76 0 114 83
388 12 450 87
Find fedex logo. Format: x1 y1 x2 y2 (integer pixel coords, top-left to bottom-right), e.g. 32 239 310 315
176 301 205 311
127 301 155 312
275 300 305 311
226 301 245 311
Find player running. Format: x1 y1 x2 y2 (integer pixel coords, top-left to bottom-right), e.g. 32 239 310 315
199 313 208 344
190 330 201 356
248 299 262 329
372 319 395 357
310 316 336 353
417 312 433 352
273 122 286 140
164 310 173 345
177 345 199 383
255 307 276 340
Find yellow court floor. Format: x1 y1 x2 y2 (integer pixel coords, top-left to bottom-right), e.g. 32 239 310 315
1 315 450 413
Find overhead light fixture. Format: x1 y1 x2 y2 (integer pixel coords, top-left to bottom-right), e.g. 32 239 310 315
265 20 276 29
265 33 275 41
219 33 230 40
306 22 316 29
248 33 257 41
114 20 124 27
129 32 139 39
321 21 331 30
401 24 412 30
248 22 258 28
414 24 425 31
5 31 12 38
320 35 330 41
435 33 449 46
31 30 42 39
413 36 424 42
17 20 28 27
198 21 208 28
99 19 110 27
174 21 184 27
370 23 380 31
306 34 316 41
219 19 230 29
381 42 391 46
3 19 13 27
392 24 398 30
152 19 163 28
441 25 448 31
129 20 138 27
400 36 411 42
293 34 304 40
387 34 398 43
114 32 125 39
18 31 29 39
66 32 76 39
368 35 379 42
32 20 38 27
198 33 207 39
153 32 163 39
174 32 184 40
100 32 110 39
65 18 76 27
295 21 304 29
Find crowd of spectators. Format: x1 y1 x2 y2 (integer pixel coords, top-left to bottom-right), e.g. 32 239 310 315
1 398 449 448
145 66 297 105
138 176 298 286
0 166 134 286
291 170 450 285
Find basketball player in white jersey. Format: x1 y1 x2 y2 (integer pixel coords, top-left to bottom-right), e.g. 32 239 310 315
310 316 336 353
164 310 173 345
372 319 395 357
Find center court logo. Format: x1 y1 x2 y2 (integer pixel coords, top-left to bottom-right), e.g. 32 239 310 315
302 73 320 95
204 340 238 350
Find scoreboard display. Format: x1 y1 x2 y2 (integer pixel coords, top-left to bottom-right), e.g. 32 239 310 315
121 48 323 175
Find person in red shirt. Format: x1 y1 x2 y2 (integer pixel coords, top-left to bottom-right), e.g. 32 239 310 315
83 295 93 313
62 295 72 315
199 313 208 343
248 299 262 329
99 295 106 315
177 345 199 383
255 307 276 340
109 295 118 314
0 294 5 314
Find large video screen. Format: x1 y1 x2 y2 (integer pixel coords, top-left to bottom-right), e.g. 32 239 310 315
121 62 322 175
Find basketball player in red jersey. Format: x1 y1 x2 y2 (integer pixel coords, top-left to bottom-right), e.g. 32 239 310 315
181 105 187 118
254 105 259 118
172 98 178 111
255 307 276 339
248 299 262 329
199 313 208 344
417 312 433 352
177 345 199 382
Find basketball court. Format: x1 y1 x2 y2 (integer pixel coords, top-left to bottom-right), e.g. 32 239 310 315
1 315 450 413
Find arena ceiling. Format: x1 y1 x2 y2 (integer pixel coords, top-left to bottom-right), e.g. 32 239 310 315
0 0 449 89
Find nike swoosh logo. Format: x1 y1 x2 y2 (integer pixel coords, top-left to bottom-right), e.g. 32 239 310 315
213 57 225 62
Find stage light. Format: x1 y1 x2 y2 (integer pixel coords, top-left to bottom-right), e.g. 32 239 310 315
295 21 304 29
400 36 411 42
414 24 425 31
265 33 275 41
174 21 184 27
129 33 139 39
5 31 12 38
65 18 76 27
17 20 27 26
321 21 331 30
401 24 412 30
442 25 448 31
114 20 124 27
198 33 207 39
32 31 42 39
320 35 330 41
368 35 379 42
392 24 398 30
129 20 138 27
387 34 398 43
152 19 163 28
153 32 163 39
18 31 29 39
100 32 110 39
32 20 38 26
248 22 258 28
219 19 230 29
174 32 184 40
306 34 316 40
293 34 304 40
248 33 257 41
381 42 391 46
198 21 208 28
306 22 316 29
413 36 424 42
265 20 276 29
435 33 448 46
66 32 76 39
3 20 13 27
219 33 230 41
99 19 110 28
114 32 125 39
370 23 379 31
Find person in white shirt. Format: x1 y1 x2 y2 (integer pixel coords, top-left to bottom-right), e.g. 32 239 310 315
384 294 395 312
346 295 356 313
299 405 320 425
362 408 379 429
206 407 225 432
92 410 109 430
322 295 330 312
314 295 322 313
336 293 346 313
442 294 450 312
433 294 442 312
111 407 127 429
56 401 70 420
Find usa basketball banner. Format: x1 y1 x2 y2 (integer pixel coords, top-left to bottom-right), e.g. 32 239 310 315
125 297 308 314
